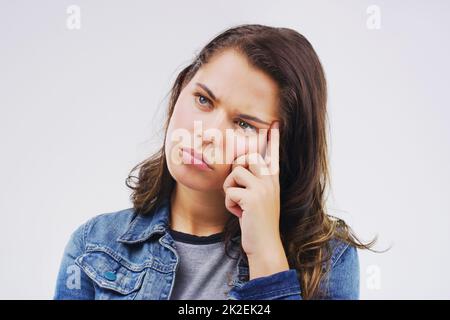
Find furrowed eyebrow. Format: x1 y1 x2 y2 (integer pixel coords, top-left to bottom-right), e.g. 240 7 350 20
236 114 270 126
195 82 218 102
195 82 271 126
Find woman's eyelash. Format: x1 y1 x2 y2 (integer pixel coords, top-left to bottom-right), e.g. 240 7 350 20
193 93 257 132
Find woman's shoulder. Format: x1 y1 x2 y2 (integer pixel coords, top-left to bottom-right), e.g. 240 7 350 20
321 220 360 269
86 207 136 232
327 236 359 269
68 207 137 250
317 233 360 299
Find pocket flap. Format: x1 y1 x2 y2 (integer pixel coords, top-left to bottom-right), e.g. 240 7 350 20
76 250 146 295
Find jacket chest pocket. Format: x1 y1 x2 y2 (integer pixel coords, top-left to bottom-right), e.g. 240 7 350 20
76 250 147 300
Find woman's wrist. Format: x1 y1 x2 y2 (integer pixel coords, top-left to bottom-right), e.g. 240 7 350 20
247 240 290 280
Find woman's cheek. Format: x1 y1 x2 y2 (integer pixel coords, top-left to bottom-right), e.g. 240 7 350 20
169 108 202 144
174 102 196 128
233 135 264 160
165 106 194 158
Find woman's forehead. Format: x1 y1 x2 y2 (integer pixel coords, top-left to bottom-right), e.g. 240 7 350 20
190 50 279 120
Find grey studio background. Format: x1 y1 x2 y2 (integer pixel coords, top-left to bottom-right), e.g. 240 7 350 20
1 0 449 299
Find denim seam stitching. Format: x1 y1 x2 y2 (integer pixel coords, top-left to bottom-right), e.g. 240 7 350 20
331 242 350 268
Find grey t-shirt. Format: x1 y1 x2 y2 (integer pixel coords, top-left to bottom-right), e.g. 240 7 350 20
168 229 240 300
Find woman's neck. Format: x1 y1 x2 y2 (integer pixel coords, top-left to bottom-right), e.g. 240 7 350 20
169 183 230 236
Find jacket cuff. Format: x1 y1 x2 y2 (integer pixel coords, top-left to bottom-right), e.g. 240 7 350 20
228 269 302 300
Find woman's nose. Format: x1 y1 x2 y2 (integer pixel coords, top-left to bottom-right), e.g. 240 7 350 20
195 114 236 163
199 112 229 142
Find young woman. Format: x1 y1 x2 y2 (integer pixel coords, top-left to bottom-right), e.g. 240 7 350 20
54 24 375 300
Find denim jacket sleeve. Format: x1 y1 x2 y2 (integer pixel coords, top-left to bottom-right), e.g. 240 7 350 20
228 244 359 300
53 219 95 300
319 243 360 299
228 268 302 300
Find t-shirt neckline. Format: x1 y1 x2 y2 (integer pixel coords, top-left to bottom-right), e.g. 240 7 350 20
168 228 224 245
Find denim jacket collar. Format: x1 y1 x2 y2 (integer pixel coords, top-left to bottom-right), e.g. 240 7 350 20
117 196 243 244
116 198 171 244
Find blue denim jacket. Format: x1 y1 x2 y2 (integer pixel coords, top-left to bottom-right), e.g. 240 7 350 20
54 198 359 300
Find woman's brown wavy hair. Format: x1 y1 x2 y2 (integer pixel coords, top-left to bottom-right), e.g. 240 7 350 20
126 24 378 299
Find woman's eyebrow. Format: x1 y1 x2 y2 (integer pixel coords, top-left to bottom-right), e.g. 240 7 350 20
195 82 218 102
236 114 270 126
195 82 271 126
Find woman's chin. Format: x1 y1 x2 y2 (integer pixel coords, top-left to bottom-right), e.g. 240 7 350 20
170 165 220 190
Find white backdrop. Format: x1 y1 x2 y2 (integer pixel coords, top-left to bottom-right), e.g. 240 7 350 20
1 0 449 299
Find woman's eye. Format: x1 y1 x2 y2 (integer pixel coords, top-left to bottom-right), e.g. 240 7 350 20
194 93 212 108
194 93 256 133
236 119 257 133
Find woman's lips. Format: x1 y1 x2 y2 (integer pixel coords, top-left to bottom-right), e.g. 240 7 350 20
181 147 213 170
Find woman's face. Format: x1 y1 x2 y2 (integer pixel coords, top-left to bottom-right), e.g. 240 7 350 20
165 49 279 192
